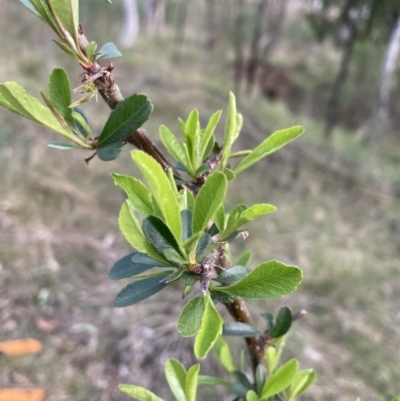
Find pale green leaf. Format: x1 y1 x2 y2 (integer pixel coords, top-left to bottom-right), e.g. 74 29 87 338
119 384 164 401
261 359 298 399
265 347 278 374
214 260 303 299
246 390 259 401
213 337 235 373
194 294 223 359
112 173 153 216
192 171 227 234
177 296 205 337
164 359 188 401
288 369 316 401
47 142 78 149
184 109 200 164
201 110 222 160
185 364 200 401
160 125 187 166
98 42 122 59
234 126 304 175
132 150 182 242
221 92 237 167
52 39 79 59
198 375 232 387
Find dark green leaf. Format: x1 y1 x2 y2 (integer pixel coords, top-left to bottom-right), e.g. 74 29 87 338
180 271 199 286
195 164 209 176
222 322 259 337
98 94 153 146
234 371 253 394
109 252 170 280
255 364 267 396
97 141 123 161
192 171 227 234
261 313 274 331
211 290 237 304
207 223 219 237
163 269 184 284
270 307 292 338
48 68 73 125
214 260 303 299
177 296 205 337
234 126 304 175
195 233 212 262
215 265 248 284
181 210 193 241
98 42 122 59
114 275 169 307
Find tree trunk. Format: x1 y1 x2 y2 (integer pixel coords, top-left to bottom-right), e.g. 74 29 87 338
379 15 400 122
119 0 139 48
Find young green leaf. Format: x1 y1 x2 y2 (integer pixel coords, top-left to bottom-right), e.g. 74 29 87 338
197 376 232 387
119 384 164 401
184 109 200 166
48 68 73 126
185 364 200 401
194 294 223 359
246 390 259 401
177 296 205 337
234 126 304 175
265 347 278 374
288 369 317 401
212 337 235 373
21 0 60 34
221 92 238 167
261 359 298 399
52 39 78 59
192 171 227 234
114 275 169 307
222 322 259 337
109 252 170 280
132 150 182 242
98 95 153 146
270 307 292 338
178 189 195 212
86 41 97 60
162 269 184 283
215 265 248 284
164 359 188 401
98 42 122 59
213 260 303 299
47 142 78 149
47 0 79 43
160 125 187 166
236 251 252 267
112 173 153 216
118 201 164 262
200 110 222 160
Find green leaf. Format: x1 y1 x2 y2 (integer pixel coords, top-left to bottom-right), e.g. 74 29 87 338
194 294 223 359
112 173 153 216
47 0 79 42
192 171 227 234
0 82 74 139
246 390 259 401
185 364 200 401
164 359 188 401
221 92 238 167
181 210 193 241
234 126 304 175
163 269 184 283
223 204 277 237
177 296 205 337
212 337 235 373
288 369 316 401
160 125 187 166
178 189 195 212
49 68 73 125
97 141 123 161
265 346 278 374
195 233 212 262
270 307 292 338
109 252 170 280
72 108 92 137
52 39 78 58
236 251 252 267
198 376 232 387
119 384 164 401
255 364 267 396
132 150 182 242
180 271 199 286
118 201 164 262
201 110 222 160
86 41 97 60
184 109 200 167
47 142 78 149
215 265 248 284
261 359 298 399
213 204 226 232
98 42 122 59
21 0 60 33
222 322 259 337
114 275 169 307
19 0 40 18
98 95 153 146
213 260 303 299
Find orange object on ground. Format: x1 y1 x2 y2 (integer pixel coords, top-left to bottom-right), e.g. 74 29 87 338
0 339 43 355
0 389 45 401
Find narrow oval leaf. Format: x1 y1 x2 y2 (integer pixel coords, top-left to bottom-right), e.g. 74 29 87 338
0 339 42 355
114 275 169 307
270 307 292 338
214 260 302 299
163 269 184 283
119 384 164 401
160 125 187 166
212 337 235 373
192 171 227 234
112 173 153 216
221 92 237 167
177 296 205 337
164 359 188 401
47 142 78 149
201 110 222 160
132 150 182 242
49 68 73 125
236 251 252 267
215 265 248 284
246 390 259 401
222 322 259 337
261 359 298 399
181 210 193 241
185 364 200 401
194 294 223 359
289 369 317 400
0 389 45 401
47 0 79 42
198 376 232 387
98 95 153 146
255 364 267 395
109 252 170 280
235 126 304 175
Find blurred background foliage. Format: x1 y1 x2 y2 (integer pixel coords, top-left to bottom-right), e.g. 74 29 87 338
1 0 400 400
